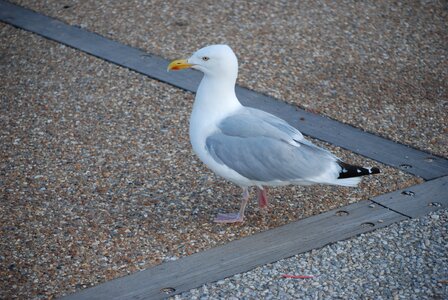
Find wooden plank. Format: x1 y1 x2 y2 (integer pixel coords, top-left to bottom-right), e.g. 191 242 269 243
373 175 448 218
1 0 447 181
63 200 406 299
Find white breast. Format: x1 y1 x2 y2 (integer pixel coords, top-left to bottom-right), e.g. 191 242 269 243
188 78 252 187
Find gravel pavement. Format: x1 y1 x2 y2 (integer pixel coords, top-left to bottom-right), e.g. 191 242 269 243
0 23 423 299
12 0 448 157
175 209 448 300
1 1 446 299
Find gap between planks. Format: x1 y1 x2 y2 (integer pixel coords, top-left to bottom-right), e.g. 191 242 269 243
63 176 447 300
1 0 447 180
372 175 448 218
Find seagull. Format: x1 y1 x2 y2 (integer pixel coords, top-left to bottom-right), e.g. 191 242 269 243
168 44 380 223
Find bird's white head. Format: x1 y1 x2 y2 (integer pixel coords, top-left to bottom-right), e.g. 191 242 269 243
168 44 238 81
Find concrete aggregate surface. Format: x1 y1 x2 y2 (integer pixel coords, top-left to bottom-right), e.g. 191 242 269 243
175 209 448 300
12 0 448 157
1 1 446 298
0 24 422 299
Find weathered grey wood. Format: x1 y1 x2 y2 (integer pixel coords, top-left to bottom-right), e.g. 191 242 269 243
63 200 406 299
373 176 448 218
1 0 447 181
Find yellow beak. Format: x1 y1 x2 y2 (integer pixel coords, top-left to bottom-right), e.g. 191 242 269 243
167 59 194 71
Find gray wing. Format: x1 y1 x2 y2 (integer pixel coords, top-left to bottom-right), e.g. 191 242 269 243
219 107 305 143
206 108 338 182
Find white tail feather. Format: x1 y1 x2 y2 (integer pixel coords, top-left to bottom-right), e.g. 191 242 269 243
334 177 361 187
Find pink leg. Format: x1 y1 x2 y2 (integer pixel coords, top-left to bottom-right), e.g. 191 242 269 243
214 187 249 223
257 186 269 209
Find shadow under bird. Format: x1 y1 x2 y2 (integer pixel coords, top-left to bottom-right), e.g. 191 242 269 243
168 44 380 223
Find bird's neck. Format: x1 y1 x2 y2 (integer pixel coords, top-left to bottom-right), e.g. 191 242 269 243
193 75 242 120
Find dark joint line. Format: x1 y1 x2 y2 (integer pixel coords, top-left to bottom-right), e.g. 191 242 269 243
369 199 413 219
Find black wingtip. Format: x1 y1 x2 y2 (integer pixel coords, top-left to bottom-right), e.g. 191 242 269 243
370 167 381 174
338 162 381 179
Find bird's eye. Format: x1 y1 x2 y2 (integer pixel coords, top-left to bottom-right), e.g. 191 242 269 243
202 56 210 61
